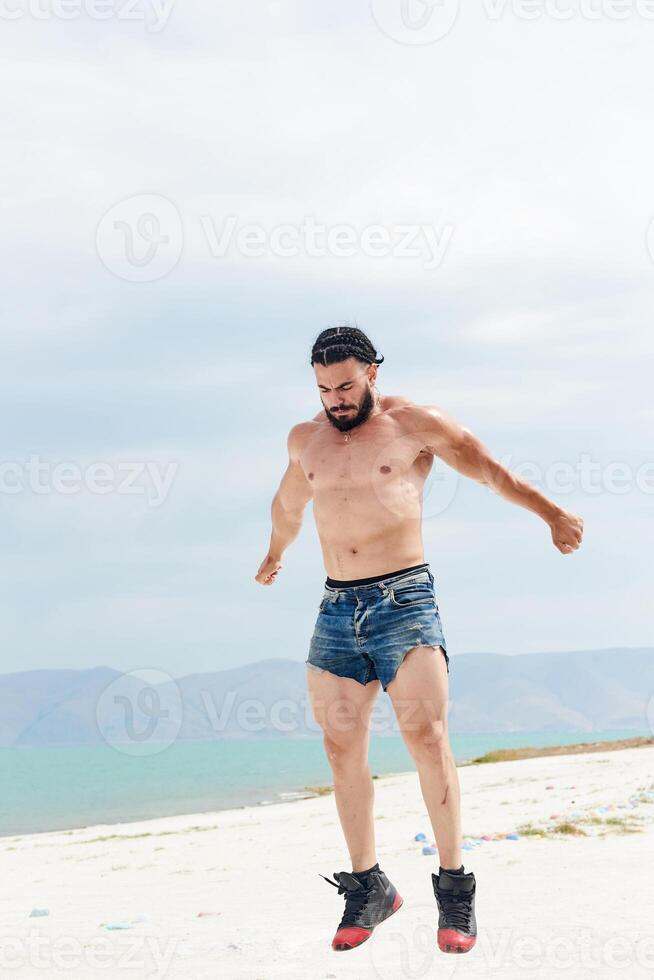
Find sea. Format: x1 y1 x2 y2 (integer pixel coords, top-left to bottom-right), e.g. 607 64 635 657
0 729 646 838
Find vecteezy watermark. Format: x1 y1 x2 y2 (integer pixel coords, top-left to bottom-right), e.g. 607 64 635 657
96 194 184 283
0 929 179 978
478 927 654 974
368 443 654 526
95 194 454 282
367 902 459 979
369 922 654 979
371 0 654 45
0 455 178 508
497 452 654 496
371 0 461 45
96 669 183 756
199 215 454 271
0 0 175 32
195 689 450 738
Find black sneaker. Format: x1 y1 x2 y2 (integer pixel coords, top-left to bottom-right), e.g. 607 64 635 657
431 868 477 953
320 864 403 951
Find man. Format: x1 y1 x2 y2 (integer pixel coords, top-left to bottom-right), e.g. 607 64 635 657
255 324 584 955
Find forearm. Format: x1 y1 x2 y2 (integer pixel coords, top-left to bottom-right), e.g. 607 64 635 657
470 456 560 524
269 493 304 558
486 467 560 523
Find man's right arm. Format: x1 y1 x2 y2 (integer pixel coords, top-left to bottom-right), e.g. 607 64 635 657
255 424 313 585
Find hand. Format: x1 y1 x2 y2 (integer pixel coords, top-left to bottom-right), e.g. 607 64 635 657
255 553 283 586
549 508 584 555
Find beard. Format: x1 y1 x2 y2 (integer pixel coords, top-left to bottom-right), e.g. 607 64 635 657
324 385 376 433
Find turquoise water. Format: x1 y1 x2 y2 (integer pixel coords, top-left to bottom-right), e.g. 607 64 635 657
0 729 646 838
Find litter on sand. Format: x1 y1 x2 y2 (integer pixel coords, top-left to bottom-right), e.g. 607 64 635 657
29 909 49 918
102 914 149 930
416 830 521 854
197 912 222 918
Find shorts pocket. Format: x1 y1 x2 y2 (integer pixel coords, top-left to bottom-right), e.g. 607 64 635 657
389 582 435 608
319 594 337 613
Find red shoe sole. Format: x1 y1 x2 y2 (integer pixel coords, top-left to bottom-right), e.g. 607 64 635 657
437 928 476 954
332 893 404 952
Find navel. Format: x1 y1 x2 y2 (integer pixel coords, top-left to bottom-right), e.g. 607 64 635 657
308 472 314 480
380 465 392 474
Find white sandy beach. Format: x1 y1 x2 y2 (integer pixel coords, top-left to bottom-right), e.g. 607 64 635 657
1 744 652 980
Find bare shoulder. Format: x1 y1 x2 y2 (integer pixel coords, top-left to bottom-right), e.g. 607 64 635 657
392 401 471 452
287 419 322 459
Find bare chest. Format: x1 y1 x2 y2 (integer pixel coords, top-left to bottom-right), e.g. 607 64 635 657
301 422 433 491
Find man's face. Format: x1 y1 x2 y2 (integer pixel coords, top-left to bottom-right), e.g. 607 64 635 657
314 357 377 433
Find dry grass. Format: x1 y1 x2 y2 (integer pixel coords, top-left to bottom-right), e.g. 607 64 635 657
468 736 653 766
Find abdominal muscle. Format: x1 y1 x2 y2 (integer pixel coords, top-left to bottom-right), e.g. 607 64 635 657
312 472 429 580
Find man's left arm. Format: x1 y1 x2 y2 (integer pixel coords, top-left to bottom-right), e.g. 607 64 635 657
414 405 584 555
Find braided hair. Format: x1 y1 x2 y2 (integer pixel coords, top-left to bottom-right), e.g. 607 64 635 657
310 324 384 368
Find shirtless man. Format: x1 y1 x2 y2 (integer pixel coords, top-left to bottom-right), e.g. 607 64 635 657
255 324 584 955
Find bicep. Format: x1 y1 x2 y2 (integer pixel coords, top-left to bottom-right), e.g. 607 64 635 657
419 406 496 483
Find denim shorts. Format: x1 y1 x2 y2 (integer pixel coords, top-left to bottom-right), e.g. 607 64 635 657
306 566 449 692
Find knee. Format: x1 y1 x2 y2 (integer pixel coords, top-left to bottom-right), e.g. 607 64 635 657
322 732 367 772
403 720 449 766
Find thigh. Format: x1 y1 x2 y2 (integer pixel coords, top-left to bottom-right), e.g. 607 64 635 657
385 645 449 740
306 667 380 746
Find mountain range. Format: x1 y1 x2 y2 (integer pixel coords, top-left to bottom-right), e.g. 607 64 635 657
0 647 651 746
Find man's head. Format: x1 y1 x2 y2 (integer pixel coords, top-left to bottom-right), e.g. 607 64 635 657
310 324 384 433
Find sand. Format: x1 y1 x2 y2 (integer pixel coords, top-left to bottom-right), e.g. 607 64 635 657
0 744 652 979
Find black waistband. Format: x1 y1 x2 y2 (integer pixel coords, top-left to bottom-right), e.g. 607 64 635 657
325 562 429 589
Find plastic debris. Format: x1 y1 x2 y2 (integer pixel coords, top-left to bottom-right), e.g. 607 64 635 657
197 912 222 918
102 915 149 930
29 909 49 918
414 833 428 842
506 833 520 840
422 846 437 855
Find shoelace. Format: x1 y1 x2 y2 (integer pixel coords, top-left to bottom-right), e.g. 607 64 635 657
437 886 473 931
320 873 372 927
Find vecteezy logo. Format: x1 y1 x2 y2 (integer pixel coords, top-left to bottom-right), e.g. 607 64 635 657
96 194 183 282
371 0 460 45
95 668 183 755
367 901 459 979
369 430 459 523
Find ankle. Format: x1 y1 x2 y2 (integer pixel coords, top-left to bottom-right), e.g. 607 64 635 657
439 863 465 875
352 860 379 875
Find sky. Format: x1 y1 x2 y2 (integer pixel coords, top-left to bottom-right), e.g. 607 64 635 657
0 1 652 676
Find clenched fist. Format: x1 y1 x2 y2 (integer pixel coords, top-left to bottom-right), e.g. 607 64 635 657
255 553 283 585
549 508 584 555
